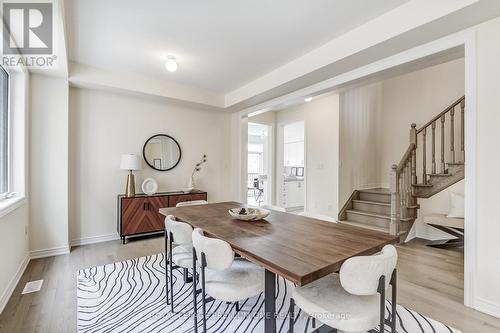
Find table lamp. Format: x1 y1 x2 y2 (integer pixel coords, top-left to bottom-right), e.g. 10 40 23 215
120 154 142 197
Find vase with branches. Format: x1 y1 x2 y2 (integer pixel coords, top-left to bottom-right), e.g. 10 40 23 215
188 154 207 189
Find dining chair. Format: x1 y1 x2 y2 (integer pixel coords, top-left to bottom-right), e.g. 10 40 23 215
261 204 286 212
191 228 264 333
176 200 208 207
298 211 337 223
289 245 398 333
164 215 195 312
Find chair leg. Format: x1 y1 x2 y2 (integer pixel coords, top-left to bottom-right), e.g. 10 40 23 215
164 230 170 305
201 254 207 333
391 269 397 333
169 237 174 313
378 275 386 333
235 301 239 311
312 317 316 328
192 247 198 333
289 298 295 333
183 268 193 283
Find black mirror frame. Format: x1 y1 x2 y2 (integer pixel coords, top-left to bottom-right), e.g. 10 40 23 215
142 134 182 171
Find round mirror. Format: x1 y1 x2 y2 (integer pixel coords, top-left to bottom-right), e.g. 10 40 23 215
142 134 181 171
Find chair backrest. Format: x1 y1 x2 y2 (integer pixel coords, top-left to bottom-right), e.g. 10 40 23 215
261 204 286 212
339 245 397 296
165 215 193 245
176 200 208 207
192 228 234 270
298 211 337 223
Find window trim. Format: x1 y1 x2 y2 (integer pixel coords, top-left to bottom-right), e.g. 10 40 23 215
0 65 27 218
0 64 10 197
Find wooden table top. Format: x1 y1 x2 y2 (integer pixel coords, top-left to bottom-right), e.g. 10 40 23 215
159 202 398 286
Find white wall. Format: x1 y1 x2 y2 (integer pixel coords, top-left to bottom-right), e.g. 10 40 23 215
0 205 29 312
474 15 500 318
69 88 232 243
0 70 30 313
274 94 340 216
339 83 383 206
29 74 70 255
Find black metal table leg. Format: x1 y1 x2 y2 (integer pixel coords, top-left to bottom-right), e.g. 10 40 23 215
264 269 276 333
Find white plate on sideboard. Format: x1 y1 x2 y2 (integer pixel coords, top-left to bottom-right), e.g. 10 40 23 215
142 178 158 195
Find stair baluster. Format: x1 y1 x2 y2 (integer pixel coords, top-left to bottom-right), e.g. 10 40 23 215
422 128 427 184
460 99 465 162
450 108 455 163
441 115 446 173
431 121 436 175
401 167 406 219
410 124 417 187
406 161 411 218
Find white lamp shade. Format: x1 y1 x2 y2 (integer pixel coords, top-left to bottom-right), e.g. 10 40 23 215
120 154 142 171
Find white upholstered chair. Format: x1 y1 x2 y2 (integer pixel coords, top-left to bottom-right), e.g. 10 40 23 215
164 215 195 312
289 245 398 333
261 204 286 212
191 228 264 333
176 200 208 207
298 211 337 223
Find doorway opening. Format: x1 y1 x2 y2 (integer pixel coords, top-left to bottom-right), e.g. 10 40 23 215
247 122 272 206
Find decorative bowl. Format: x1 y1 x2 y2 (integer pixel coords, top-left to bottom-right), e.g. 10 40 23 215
228 207 270 221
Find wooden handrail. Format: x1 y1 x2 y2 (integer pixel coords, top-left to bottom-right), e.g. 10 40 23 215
338 190 359 221
396 143 416 172
416 96 465 134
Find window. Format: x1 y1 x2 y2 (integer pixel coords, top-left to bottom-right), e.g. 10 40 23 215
0 66 9 196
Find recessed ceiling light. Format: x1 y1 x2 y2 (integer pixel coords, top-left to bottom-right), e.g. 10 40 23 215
165 56 178 72
304 97 313 102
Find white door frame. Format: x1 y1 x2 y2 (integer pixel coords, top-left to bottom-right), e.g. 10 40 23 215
236 29 477 309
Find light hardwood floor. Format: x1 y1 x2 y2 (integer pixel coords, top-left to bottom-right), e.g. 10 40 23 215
0 237 499 333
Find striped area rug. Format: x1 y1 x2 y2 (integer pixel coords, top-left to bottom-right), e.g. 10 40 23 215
77 253 460 333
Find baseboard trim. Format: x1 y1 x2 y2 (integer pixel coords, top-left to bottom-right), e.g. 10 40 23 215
29 245 70 259
475 297 500 319
70 233 120 247
0 253 29 314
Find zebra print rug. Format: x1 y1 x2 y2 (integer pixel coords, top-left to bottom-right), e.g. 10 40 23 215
77 253 460 333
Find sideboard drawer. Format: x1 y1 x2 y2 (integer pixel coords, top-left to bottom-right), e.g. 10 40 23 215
169 193 208 207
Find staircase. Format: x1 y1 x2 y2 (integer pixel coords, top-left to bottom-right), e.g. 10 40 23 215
339 96 465 240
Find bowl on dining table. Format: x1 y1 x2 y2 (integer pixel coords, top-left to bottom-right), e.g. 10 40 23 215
228 207 270 221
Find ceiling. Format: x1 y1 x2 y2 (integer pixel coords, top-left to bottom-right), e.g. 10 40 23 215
66 0 409 93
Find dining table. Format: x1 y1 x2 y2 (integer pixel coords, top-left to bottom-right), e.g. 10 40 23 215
159 201 399 333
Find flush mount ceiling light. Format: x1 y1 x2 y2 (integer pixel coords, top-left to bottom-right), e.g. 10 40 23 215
165 56 178 72
304 97 313 102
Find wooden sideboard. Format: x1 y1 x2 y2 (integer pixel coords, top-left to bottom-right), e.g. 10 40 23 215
117 190 207 243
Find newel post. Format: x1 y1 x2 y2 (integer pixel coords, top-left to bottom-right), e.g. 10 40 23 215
410 124 417 186
390 164 400 236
